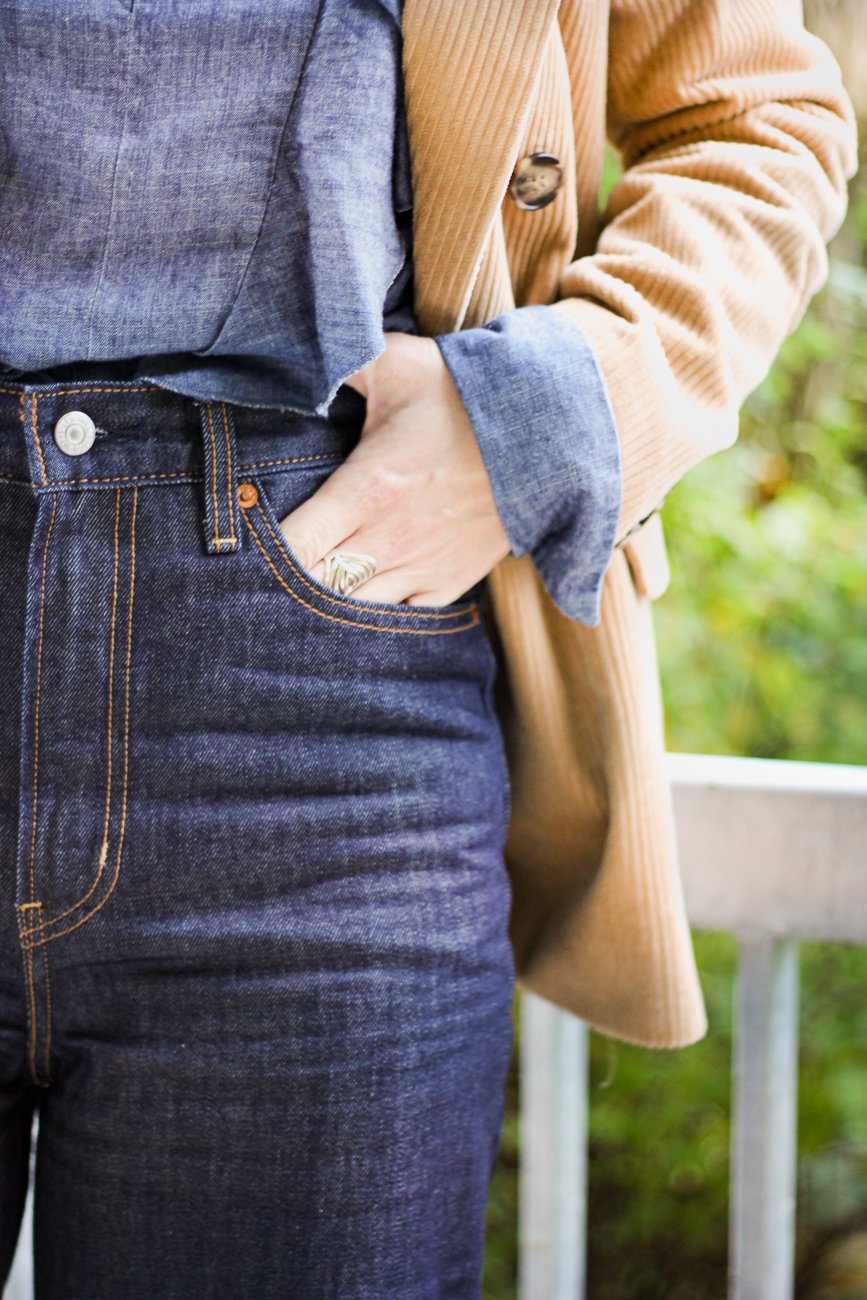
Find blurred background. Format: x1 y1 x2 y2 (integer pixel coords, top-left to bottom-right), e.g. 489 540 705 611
484 3 867 1296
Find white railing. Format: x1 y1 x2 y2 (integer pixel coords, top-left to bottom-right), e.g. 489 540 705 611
6 753 867 1300
520 752 867 1300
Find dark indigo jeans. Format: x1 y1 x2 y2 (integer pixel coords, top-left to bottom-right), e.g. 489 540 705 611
0 376 515 1299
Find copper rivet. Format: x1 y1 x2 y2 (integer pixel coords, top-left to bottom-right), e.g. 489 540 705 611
238 483 258 507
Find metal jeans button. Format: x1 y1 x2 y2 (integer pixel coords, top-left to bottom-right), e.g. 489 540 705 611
54 410 96 456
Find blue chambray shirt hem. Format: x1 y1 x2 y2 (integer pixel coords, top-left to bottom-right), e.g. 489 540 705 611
0 0 415 421
434 303 623 627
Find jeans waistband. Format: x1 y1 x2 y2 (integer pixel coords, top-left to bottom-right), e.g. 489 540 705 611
0 375 366 496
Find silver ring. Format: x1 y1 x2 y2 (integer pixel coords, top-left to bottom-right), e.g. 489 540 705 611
321 550 378 596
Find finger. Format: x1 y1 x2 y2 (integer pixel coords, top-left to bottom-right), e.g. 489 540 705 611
276 469 364 576
346 570 414 605
354 576 468 608
404 590 457 608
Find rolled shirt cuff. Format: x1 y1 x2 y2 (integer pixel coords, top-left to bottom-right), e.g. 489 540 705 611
434 303 623 626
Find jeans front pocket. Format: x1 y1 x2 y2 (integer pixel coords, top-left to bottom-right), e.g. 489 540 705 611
238 463 485 637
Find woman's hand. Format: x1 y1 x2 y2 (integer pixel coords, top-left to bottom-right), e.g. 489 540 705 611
276 332 512 606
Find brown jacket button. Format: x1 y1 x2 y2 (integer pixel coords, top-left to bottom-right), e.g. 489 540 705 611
508 151 563 210
238 482 259 507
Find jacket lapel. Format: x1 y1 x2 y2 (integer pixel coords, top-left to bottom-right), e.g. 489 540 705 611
402 0 562 336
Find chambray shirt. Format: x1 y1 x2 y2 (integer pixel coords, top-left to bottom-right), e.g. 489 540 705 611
0 0 621 625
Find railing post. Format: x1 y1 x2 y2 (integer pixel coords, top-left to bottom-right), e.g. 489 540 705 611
519 992 589 1300
729 932 800 1300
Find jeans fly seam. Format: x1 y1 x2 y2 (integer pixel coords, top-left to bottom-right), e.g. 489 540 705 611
242 505 480 635
25 943 39 1085
21 487 138 945
30 393 47 483
23 496 56 913
21 908 49 1086
251 494 479 623
41 920 53 1082
21 490 119 934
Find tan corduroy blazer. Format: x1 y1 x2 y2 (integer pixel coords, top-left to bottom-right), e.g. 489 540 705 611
401 0 859 1048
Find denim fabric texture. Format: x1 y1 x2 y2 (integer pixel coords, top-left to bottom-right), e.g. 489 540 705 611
0 377 515 1297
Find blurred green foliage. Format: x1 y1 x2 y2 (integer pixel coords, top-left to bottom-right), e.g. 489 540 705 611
483 137 867 1297
657 259 867 764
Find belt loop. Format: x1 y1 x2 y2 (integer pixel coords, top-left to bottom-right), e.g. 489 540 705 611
199 400 240 555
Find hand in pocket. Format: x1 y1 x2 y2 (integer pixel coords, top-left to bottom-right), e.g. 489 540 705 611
275 332 511 607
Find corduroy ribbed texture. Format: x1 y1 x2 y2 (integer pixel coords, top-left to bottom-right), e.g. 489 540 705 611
402 0 858 1047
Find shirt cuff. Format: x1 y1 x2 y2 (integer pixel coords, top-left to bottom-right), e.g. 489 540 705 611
433 303 623 626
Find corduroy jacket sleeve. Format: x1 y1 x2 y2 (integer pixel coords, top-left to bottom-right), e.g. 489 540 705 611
550 0 859 548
